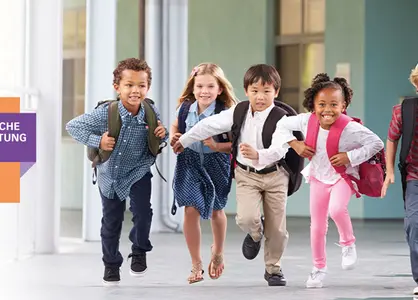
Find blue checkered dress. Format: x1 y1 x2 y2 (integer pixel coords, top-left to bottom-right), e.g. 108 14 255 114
173 101 231 219
66 101 167 200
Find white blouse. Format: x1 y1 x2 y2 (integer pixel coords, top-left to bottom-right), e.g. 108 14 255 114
272 113 384 184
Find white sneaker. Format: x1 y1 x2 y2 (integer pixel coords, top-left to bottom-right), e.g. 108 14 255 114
413 286 418 295
306 267 327 288
341 243 357 270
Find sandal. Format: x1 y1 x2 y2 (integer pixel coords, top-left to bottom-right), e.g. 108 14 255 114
208 246 224 280
188 262 204 284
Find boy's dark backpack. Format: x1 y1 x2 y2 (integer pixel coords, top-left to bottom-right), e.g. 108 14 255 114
87 98 166 184
399 96 418 200
230 100 305 196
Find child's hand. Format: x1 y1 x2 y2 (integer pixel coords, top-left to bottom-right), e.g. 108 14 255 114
289 140 315 158
381 172 395 198
170 132 182 147
203 137 218 151
154 121 166 138
239 143 259 160
329 152 349 167
100 131 116 151
172 140 185 154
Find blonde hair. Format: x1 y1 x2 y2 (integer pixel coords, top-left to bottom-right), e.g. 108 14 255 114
409 63 418 87
177 63 238 108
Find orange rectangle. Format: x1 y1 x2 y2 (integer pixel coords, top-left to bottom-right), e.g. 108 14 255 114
0 163 20 203
0 97 20 202
0 97 20 113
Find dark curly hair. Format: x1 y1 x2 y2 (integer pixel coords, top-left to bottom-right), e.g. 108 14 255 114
113 58 152 86
302 73 353 112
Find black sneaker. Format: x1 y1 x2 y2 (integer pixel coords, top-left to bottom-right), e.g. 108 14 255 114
128 252 147 277
242 217 264 260
242 234 262 260
264 269 286 286
103 266 120 286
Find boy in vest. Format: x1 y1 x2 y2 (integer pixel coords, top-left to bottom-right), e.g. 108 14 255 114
66 58 167 286
381 63 418 296
172 64 291 286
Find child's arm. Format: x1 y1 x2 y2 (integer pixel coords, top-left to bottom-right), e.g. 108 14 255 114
342 122 384 167
151 104 168 142
170 118 181 147
385 139 398 176
216 132 233 153
66 107 107 148
203 138 232 154
381 105 402 197
178 107 235 149
254 113 311 167
216 142 232 153
274 113 309 145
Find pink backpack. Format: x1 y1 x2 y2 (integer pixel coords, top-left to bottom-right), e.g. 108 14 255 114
305 113 386 198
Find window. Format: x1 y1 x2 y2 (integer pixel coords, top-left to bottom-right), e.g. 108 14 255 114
277 0 302 35
303 0 325 33
62 4 86 137
275 0 325 112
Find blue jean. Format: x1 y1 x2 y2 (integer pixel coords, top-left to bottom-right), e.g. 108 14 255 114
100 172 153 267
405 180 418 283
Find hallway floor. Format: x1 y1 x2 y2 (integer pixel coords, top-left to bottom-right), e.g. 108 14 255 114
1 211 416 300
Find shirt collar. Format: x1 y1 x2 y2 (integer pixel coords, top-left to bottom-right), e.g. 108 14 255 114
189 100 216 117
118 100 145 121
247 101 275 118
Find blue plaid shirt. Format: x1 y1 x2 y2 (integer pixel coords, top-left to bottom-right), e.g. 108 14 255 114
66 101 167 200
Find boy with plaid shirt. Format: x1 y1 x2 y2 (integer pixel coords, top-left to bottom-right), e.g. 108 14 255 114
382 63 418 296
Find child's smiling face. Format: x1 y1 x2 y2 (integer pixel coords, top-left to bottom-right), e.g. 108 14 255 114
313 88 346 130
193 74 222 108
113 69 149 114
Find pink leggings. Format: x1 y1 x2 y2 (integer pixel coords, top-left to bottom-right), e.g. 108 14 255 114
310 177 355 269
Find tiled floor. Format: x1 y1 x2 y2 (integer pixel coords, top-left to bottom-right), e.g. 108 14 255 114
1 210 416 300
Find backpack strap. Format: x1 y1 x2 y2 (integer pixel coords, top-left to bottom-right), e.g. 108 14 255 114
107 100 121 141
143 98 163 156
400 97 417 166
231 101 250 175
142 98 167 183
262 106 287 148
178 100 193 134
214 99 225 114
91 100 121 184
213 99 230 143
305 113 320 156
399 97 417 200
261 106 294 177
326 114 360 197
326 114 352 170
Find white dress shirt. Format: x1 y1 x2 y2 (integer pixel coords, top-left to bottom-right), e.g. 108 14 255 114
272 113 384 184
178 102 288 170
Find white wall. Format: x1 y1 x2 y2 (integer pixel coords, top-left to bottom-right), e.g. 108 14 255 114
0 0 26 264
0 0 63 263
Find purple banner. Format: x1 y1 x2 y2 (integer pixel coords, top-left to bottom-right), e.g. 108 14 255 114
0 113 36 163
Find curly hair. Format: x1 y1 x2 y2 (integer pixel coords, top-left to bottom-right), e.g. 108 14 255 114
302 73 353 112
113 58 152 86
177 63 238 108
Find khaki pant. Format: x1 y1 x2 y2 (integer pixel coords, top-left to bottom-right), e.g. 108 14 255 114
235 165 289 274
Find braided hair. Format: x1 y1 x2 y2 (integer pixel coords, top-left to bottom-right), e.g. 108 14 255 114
302 73 353 112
